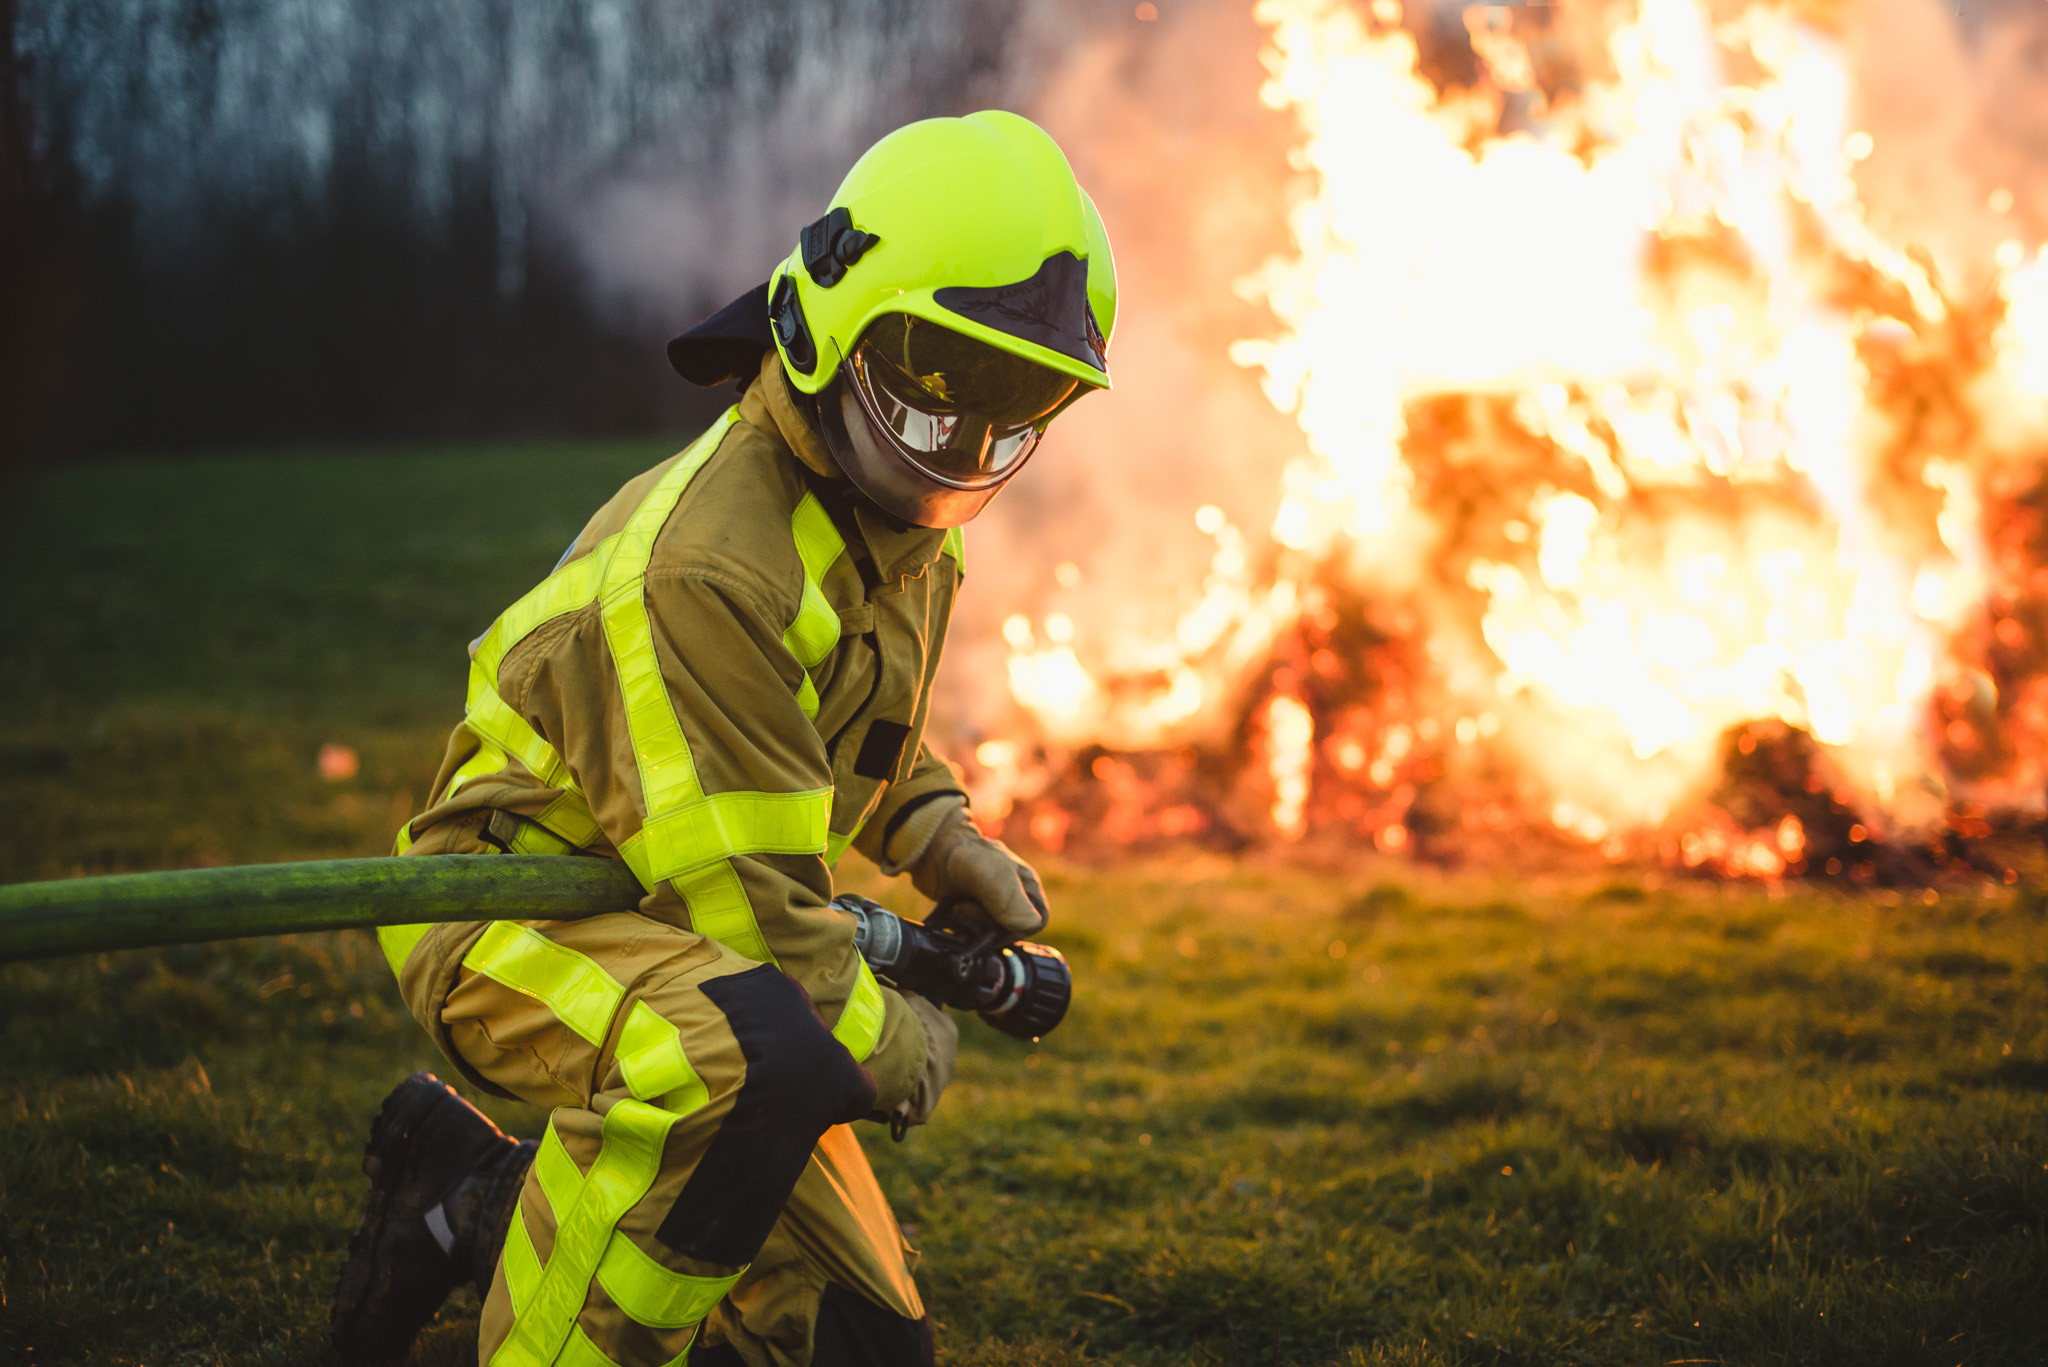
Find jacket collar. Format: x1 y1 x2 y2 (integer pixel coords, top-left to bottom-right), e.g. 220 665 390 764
741 353 948 589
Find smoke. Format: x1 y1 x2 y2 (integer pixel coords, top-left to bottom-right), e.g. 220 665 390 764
549 1 1037 329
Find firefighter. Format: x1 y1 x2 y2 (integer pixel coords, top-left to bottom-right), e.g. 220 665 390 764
330 110 1114 1367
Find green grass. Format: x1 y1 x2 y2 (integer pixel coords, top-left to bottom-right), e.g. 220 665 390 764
3 450 2045 1365
0 442 667 878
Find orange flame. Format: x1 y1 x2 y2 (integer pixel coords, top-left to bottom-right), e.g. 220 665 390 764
991 0 2048 863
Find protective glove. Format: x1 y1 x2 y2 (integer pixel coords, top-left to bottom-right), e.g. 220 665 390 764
887 797 1049 940
892 992 957 1132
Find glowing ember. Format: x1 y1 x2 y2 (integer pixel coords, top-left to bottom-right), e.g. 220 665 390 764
986 0 2048 871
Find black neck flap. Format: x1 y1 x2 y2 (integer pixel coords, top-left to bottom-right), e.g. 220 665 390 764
666 281 775 388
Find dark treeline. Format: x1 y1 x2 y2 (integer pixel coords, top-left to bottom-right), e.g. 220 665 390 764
3 0 1048 467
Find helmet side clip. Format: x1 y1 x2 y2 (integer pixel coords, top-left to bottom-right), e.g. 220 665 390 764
769 275 818 375
802 207 881 288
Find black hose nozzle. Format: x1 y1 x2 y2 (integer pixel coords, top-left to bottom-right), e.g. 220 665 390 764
836 895 1071 1041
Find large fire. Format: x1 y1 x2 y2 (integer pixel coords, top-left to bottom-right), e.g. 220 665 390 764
970 0 2048 880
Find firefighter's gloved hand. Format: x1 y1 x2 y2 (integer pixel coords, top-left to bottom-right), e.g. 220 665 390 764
890 798 1049 939
894 992 957 1130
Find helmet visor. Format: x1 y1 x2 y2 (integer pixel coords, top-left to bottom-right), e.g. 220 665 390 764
848 313 1080 488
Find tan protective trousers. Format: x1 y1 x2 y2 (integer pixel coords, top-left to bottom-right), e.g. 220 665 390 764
431 912 925 1367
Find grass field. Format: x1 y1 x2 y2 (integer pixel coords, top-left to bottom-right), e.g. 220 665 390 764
3 449 2045 1366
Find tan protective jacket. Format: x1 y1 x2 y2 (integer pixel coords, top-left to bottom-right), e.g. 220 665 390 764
388 352 967 1111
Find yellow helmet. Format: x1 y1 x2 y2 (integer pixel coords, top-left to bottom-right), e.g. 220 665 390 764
669 111 1116 527
767 110 1117 397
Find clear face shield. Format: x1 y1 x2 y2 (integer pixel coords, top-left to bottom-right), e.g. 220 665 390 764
820 313 1082 528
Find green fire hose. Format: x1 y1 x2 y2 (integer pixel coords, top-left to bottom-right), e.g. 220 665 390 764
0 856 646 962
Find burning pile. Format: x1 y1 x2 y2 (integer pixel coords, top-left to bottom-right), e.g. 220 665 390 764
965 0 2048 880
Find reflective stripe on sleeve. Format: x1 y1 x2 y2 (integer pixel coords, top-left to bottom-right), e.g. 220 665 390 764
462 922 626 1048
534 792 605 849
446 738 509 801
618 789 833 885
671 864 774 965
474 543 607 681
506 818 576 856
466 667 580 795
377 921 434 977
942 524 965 573
831 957 887 1063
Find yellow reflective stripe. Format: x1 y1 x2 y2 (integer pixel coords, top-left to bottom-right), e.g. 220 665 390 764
569 407 809 969
537 791 604 849
446 737 509 801
559 1326 621 1367
464 922 626 1048
467 666 578 793
679 863 775 964
942 525 965 572
512 1118 729 1348
602 415 738 818
790 492 846 582
620 788 833 885
616 1000 711 1114
598 422 732 597
602 584 699 816
536 1120 584 1216
392 821 416 855
507 820 574 856
377 921 433 976
503 1201 543 1317
795 672 820 722
474 537 610 680
614 786 831 965
597 1232 741 1330
784 494 846 669
824 827 857 868
490 1099 677 1367
454 416 744 900
832 958 887 1063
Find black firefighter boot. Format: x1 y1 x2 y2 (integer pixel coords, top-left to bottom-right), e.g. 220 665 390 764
332 1071 536 1363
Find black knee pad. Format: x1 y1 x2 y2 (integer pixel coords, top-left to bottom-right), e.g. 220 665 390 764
656 966 878 1264
811 1282 935 1367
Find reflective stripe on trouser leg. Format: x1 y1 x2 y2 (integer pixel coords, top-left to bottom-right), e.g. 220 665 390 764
450 917 877 1367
